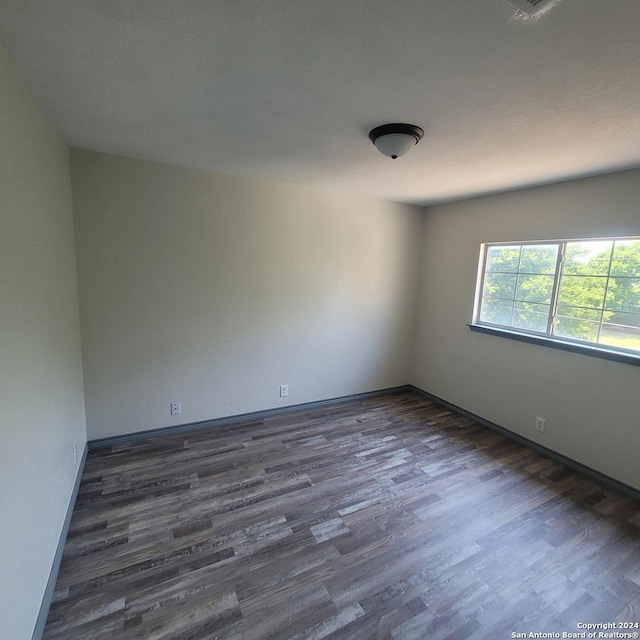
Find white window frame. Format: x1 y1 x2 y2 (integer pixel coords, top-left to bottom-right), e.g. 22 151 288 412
471 236 640 366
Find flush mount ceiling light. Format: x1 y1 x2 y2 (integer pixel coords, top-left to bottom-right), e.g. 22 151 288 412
507 0 555 15
368 123 424 159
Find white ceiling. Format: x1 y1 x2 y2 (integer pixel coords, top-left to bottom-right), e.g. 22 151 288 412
1 0 640 205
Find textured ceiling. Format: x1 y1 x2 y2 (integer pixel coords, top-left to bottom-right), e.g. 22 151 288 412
1 0 640 204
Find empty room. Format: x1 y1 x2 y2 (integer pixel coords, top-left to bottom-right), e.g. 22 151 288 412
2 1 640 639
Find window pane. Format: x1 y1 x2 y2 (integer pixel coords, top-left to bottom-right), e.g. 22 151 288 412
554 316 600 343
558 275 607 309
513 302 549 333
483 272 517 300
553 305 601 342
610 239 640 277
602 311 640 328
515 274 554 304
518 244 558 274
485 245 520 273
480 298 514 325
556 304 601 322
599 312 640 351
605 277 640 314
563 241 613 276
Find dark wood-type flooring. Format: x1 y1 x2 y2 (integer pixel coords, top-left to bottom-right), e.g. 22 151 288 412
44 391 640 639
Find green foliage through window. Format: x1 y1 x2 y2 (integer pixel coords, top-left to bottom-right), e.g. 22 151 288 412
476 238 640 354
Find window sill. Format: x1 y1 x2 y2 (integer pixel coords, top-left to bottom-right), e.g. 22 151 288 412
468 323 640 367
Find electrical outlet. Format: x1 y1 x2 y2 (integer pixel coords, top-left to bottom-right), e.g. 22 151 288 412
171 402 181 416
279 384 288 398
535 417 546 433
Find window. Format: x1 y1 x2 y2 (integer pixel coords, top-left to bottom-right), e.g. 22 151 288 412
473 237 640 359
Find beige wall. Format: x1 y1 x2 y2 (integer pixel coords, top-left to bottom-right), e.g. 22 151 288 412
71 150 424 439
0 43 86 639
412 169 640 490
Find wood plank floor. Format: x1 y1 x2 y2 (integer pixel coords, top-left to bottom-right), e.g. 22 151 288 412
44 391 640 639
